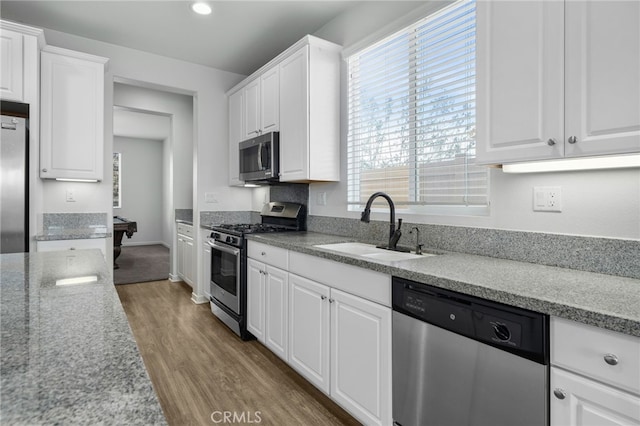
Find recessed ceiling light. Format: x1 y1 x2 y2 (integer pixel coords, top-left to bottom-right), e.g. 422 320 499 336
191 2 212 15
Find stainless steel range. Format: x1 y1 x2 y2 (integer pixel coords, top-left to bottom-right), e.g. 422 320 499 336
207 202 306 340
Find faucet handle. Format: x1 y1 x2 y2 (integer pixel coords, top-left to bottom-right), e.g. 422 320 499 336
397 218 403 229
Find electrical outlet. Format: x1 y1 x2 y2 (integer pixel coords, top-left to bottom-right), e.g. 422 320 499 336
317 192 327 206
533 186 562 212
205 192 218 203
66 189 75 202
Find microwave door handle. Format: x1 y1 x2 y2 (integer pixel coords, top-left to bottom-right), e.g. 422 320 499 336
257 142 263 170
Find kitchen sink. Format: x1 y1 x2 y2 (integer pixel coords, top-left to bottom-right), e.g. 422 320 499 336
313 242 434 262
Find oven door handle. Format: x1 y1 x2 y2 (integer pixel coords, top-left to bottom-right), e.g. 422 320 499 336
208 240 241 256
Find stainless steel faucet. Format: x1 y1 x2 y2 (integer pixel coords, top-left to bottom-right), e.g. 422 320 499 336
360 192 407 251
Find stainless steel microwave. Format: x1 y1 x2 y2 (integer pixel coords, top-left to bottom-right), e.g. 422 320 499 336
239 131 279 182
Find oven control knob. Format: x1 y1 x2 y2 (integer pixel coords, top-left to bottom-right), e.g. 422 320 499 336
225 236 232 244
213 232 220 239
493 323 511 342
230 237 237 245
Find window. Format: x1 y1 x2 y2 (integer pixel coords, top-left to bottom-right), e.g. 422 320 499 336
347 0 488 214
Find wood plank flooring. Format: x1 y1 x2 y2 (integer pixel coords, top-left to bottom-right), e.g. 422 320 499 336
116 280 360 426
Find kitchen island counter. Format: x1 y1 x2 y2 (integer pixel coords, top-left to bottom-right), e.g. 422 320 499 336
247 232 640 338
0 249 166 425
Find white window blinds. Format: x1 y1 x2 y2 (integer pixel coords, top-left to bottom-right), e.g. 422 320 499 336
347 0 488 211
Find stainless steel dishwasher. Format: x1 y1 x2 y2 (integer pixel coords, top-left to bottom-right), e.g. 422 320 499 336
392 276 549 426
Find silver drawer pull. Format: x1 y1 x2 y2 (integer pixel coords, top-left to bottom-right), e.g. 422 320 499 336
604 353 619 366
547 138 557 146
553 389 566 400
568 135 578 144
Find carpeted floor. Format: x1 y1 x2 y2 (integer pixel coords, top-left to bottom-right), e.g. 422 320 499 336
114 244 170 285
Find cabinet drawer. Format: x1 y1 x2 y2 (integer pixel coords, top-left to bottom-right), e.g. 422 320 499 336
247 240 288 270
177 223 193 237
551 317 640 395
289 251 390 307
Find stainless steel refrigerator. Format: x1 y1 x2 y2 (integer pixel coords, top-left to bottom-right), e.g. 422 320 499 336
1 113 28 253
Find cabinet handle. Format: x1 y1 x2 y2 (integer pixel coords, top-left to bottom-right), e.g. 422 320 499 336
320 295 326 300
568 136 578 144
261 251 266 256
547 138 557 146
553 389 566 400
604 353 619 366
42 168 48 173
328 298 334 304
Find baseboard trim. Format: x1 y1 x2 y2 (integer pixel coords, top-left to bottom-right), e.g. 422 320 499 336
191 292 209 304
169 274 181 282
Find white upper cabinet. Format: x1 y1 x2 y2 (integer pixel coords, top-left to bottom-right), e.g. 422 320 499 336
228 90 244 186
0 20 44 104
242 67 279 139
279 40 340 182
40 46 108 181
227 35 341 185
0 28 24 102
564 1 640 157
476 0 640 165
260 67 279 133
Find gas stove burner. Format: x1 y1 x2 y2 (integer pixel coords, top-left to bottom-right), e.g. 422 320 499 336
212 223 295 235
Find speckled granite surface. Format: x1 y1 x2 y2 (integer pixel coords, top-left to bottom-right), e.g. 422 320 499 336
307 215 640 279
0 250 166 425
175 209 193 223
246 232 640 337
199 211 260 230
37 213 111 241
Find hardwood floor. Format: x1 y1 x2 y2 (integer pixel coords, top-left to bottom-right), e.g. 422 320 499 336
116 280 360 426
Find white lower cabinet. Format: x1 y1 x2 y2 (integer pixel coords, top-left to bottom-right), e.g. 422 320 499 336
247 241 393 425
551 367 640 426
550 317 640 426
329 288 392 426
288 273 392 426
247 256 289 361
288 273 331 393
176 224 194 287
201 235 212 299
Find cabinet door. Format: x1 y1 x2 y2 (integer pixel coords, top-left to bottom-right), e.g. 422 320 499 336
40 48 107 180
551 367 640 426
228 90 244 186
202 241 212 299
184 237 194 287
0 29 23 102
564 1 640 157
260 67 279 133
279 46 309 182
476 0 564 164
177 236 185 279
246 258 265 342
243 78 261 138
288 273 330 394
330 288 392 426
264 265 288 361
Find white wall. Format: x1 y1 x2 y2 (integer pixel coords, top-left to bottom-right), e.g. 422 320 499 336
113 136 164 246
40 28 247 300
309 1 640 240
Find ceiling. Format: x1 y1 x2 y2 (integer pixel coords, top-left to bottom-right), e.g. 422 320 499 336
0 1 361 76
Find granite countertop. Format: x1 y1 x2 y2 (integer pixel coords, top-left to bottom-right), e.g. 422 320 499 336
176 219 193 226
246 232 640 338
0 250 166 425
35 226 112 241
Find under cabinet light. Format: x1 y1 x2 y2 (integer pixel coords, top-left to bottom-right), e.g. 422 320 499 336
502 154 640 173
243 183 261 188
55 178 99 182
